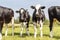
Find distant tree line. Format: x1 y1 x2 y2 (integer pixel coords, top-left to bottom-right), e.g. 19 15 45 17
14 17 49 25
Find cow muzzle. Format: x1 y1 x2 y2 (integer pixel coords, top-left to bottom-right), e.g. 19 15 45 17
36 13 39 17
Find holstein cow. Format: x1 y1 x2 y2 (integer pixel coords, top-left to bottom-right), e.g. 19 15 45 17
30 4 45 38
16 8 30 36
0 6 14 40
48 6 60 38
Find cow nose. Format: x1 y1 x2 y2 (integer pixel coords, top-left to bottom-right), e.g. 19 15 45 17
36 13 39 15
36 13 39 17
21 17 24 20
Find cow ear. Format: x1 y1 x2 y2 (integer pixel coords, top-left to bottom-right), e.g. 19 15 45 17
31 6 35 9
16 11 20 13
41 6 45 9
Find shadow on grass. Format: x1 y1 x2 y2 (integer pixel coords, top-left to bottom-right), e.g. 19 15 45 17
43 34 60 39
14 32 31 37
43 34 49 37
14 32 35 38
53 36 60 39
2 33 14 36
2 34 5 36
2 33 60 39
30 33 34 36
2 33 34 37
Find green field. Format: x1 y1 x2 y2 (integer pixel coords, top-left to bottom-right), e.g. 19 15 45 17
2 24 60 40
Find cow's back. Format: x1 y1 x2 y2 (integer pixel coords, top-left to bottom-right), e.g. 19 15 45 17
4 8 14 23
48 6 60 21
0 6 14 23
0 7 4 21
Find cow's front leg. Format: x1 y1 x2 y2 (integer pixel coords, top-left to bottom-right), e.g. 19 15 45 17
26 22 30 36
33 22 37 38
20 23 23 36
40 20 43 37
5 24 8 36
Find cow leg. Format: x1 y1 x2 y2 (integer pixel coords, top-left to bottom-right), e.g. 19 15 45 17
49 19 53 38
20 23 23 36
11 17 14 36
5 24 8 36
33 22 37 38
26 22 30 36
40 20 43 37
0 32 2 40
0 22 3 40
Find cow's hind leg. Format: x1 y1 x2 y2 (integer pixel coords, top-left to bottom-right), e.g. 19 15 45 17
5 24 8 36
40 20 43 37
49 19 53 38
33 22 37 38
26 22 30 36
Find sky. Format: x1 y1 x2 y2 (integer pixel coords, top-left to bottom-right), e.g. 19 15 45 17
0 0 60 20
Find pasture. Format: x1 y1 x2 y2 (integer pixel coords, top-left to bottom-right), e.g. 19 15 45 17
2 23 60 40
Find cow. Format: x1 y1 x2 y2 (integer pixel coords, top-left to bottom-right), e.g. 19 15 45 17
30 4 45 38
48 6 60 38
0 6 14 40
16 8 30 36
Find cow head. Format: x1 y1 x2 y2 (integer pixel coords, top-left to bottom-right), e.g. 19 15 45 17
16 8 29 21
31 4 45 17
16 8 25 13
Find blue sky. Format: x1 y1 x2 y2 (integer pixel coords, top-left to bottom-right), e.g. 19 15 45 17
0 0 60 19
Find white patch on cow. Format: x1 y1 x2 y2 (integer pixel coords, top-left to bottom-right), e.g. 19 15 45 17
40 20 43 37
35 4 41 14
0 33 2 40
11 17 14 36
5 24 8 36
50 31 53 38
33 22 37 38
35 4 41 9
20 9 24 13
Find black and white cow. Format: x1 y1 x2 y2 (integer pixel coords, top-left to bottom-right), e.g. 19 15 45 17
30 4 45 38
0 6 14 40
16 8 30 36
48 6 60 38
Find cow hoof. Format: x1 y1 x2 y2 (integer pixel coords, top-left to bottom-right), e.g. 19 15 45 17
26 33 30 36
41 36 43 38
28 34 30 36
5 35 7 36
50 34 53 38
50 36 53 38
20 34 22 37
34 36 36 38
34 35 36 38
12 34 14 36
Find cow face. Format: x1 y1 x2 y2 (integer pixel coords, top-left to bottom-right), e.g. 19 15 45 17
20 8 26 20
16 8 29 21
16 8 25 13
31 4 45 17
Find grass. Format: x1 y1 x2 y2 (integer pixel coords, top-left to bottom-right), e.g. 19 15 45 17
2 24 60 40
